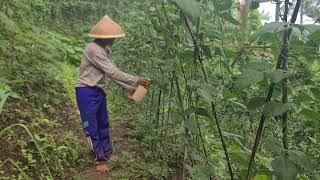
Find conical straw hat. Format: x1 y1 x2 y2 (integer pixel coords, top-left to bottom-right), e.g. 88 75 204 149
89 15 125 39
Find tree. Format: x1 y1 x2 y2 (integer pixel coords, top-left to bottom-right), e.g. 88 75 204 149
304 0 320 21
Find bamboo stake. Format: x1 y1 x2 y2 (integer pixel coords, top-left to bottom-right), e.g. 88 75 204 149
183 15 235 180
245 1 302 179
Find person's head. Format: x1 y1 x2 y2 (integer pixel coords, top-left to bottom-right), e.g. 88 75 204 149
94 38 115 48
89 15 125 46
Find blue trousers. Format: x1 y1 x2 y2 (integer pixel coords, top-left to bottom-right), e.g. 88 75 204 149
75 86 112 160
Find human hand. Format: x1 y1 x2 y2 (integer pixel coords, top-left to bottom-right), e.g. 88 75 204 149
128 93 134 100
138 77 150 89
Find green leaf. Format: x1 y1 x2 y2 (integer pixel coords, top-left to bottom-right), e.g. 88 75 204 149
222 131 244 146
240 62 273 73
253 32 276 43
295 93 313 102
290 24 305 33
265 136 284 155
185 117 197 132
256 22 306 39
256 22 288 37
303 24 320 34
0 92 11 114
180 49 193 61
34 134 48 142
247 97 265 111
300 109 320 120
227 99 247 111
201 45 212 59
194 108 212 119
184 107 212 119
234 70 264 90
190 153 205 162
173 0 200 22
254 169 273 179
222 88 236 100
230 151 251 165
188 80 201 90
266 69 291 83
205 30 222 40
310 88 320 99
312 174 320 180
263 102 294 118
218 12 240 25
288 150 312 170
253 174 270 180
187 164 214 180
307 136 317 144
309 30 320 43
212 0 233 11
271 155 297 180
197 84 217 103
0 12 20 34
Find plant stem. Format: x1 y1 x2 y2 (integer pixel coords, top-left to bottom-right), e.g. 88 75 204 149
0 158 31 180
183 15 234 180
281 0 290 151
245 1 302 179
173 71 188 180
0 124 53 179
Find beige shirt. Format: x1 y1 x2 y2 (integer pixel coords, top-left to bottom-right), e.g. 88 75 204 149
76 42 138 93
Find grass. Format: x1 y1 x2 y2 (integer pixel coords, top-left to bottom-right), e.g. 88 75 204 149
0 123 53 179
0 158 31 180
54 61 79 105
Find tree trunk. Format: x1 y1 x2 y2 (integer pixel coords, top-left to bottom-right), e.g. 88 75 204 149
276 2 280 22
300 0 304 24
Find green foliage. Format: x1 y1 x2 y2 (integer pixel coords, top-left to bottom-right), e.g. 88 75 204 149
212 0 233 11
271 155 298 180
234 62 273 90
0 1 87 177
187 163 215 180
247 97 265 111
263 102 294 118
197 84 217 103
265 136 284 154
300 108 320 120
54 61 79 104
234 70 265 90
234 62 294 91
266 69 291 83
173 0 200 22
129 0 320 179
266 136 313 179
0 158 31 180
1 0 320 179
0 83 19 114
240 62 273 72
0 124 53 179
304 0 320 20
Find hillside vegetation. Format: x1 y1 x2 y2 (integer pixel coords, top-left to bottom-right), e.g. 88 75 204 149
1 0 320 179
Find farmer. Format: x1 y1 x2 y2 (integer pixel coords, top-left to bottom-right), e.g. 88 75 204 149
75 15 150 172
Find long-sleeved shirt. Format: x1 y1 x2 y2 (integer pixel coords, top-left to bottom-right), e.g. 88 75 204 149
76 42 138 93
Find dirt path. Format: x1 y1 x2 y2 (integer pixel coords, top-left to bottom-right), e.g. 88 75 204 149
77 110 147 180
